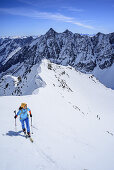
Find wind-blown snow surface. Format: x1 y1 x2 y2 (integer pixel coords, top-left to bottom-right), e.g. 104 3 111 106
0 60 114 170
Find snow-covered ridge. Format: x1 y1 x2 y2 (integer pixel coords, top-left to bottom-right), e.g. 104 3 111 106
0 62 45 96
0 59 110 96
0 35 40 39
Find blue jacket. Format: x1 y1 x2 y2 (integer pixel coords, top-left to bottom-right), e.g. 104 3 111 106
17 108 31 120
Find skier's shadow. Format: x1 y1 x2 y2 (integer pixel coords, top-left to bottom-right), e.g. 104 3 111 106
5 130 24 137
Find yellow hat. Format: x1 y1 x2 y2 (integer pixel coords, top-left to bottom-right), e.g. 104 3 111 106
21 103 27 108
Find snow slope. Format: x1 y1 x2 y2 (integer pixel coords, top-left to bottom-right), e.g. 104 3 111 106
92 64 114 89
0 59 114 170
2 47 21 65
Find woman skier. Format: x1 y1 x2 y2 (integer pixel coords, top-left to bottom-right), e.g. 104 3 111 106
14 103 32 137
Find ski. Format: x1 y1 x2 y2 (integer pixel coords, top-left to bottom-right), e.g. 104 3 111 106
29 137 33 143
24 133 33 142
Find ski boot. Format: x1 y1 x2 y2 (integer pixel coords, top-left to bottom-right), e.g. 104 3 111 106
27 132 31 138
23 128 26 135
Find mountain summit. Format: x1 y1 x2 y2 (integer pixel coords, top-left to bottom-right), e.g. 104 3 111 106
45 28 57 37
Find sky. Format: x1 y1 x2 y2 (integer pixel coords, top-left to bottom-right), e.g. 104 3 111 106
0 0 114 36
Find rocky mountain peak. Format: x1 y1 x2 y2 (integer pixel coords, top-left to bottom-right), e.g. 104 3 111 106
63 29 73 35
45 28 57 37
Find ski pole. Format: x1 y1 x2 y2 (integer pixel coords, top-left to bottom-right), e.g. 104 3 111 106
31 117 33 134
14 110 17 131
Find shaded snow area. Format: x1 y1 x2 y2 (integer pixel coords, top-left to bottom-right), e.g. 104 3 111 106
92 64 114 90
0 59 114 170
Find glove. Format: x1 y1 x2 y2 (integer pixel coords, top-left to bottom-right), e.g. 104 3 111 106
30 114 32 117
14 115 17 119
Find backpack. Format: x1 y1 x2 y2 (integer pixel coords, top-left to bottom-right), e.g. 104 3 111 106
19 106 23 110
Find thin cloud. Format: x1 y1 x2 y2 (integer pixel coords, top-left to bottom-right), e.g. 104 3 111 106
62 7 84 12
65 20 94 29
0 7 95 29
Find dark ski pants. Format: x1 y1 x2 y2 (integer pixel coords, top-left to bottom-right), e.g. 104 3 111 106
20 117 30 132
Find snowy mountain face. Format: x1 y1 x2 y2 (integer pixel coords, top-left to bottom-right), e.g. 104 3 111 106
0 59 114 170
0 28 114 94
0 36 34 66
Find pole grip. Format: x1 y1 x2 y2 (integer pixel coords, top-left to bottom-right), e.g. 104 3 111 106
14 110 16 127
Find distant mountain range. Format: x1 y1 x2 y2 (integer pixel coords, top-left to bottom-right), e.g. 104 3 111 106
0 28 114 94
